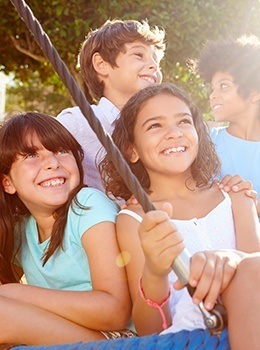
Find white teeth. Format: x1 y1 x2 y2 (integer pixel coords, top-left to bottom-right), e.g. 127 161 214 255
141 76 155 84
163 146 185 155
212 105 221 110
40 178 65 187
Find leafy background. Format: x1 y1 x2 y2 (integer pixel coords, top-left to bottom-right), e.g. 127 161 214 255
1 0 259 119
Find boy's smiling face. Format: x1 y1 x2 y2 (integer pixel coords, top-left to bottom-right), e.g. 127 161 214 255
210 71 253 123
103 41 163 109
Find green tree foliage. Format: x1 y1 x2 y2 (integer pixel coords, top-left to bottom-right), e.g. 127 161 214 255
1 0 259 116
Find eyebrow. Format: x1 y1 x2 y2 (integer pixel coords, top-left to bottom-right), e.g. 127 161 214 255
212 78 234 85
127 44 148 51
141 112 192 127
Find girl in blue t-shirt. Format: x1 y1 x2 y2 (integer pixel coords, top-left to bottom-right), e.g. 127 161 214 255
0 112 134 345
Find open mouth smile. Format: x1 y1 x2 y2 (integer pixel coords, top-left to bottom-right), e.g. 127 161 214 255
163 146 186 155
212 104 222 111
39 177 66 187
140 75 156 84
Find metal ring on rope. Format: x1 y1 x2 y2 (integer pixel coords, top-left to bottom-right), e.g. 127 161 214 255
9 0 227 337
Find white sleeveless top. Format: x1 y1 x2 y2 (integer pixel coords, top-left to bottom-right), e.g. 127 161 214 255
118 191 236 334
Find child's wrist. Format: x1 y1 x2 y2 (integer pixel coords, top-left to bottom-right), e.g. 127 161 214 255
142 265 169 283
141 268 170 297
138 276 171 330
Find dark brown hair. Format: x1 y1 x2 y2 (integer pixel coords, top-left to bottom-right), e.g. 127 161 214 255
0 112 85 283
79 19 165 101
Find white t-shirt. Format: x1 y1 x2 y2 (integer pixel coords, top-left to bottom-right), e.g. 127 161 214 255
57 98 120 192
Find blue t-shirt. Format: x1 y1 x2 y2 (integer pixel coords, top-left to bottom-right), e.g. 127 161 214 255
211 127 260 198
15 188 119 291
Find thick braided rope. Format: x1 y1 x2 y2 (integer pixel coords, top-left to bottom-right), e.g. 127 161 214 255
9 0 154 213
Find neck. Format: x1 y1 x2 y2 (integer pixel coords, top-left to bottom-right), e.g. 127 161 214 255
33 213 55 243
103 90 133 111
149 173 196 202
227 103 260 141
227 117 260 141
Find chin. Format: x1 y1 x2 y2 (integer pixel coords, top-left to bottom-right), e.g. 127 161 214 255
213 114 225 123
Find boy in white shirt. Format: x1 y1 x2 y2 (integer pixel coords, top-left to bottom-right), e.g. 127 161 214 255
57 19 165 191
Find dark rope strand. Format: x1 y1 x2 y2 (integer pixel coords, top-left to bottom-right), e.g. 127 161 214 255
9 0 154 213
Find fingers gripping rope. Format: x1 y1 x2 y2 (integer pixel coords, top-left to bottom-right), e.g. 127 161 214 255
9 0 227 335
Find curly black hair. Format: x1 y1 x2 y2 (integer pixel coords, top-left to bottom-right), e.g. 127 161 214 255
197 35 260 98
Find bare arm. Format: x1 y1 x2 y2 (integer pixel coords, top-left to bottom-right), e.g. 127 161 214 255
229 190 260 252
0 221 131 331
218 174 259 216
116 206 184 336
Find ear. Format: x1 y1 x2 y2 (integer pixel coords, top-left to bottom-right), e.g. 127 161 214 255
2 174 16 194
249 90 260 103
92 52 110 76
127 145 140 163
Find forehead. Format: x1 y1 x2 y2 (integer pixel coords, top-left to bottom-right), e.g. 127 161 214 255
211 71 234 84
124 41 161 57
23 131 43 147
139 94 191 116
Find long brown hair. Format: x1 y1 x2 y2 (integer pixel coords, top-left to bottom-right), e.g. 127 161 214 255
0 112 85 283
99 83 220 201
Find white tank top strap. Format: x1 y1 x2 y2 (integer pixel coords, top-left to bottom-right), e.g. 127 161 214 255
220 189 231 203
118 209 143 223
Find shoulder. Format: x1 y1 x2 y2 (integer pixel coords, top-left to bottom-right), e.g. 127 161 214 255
119 204 144 217
67 188 119 239
227 189 259 223
92 98 120 124
76 187 118 211
56 106 83 120
116 205 144 231
210 126 227 140
116 206 144 250
118 205 144 222
56 106 97 129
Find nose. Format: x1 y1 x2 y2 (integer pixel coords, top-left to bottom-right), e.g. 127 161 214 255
165 125 183 139
43 152 60 170
147 57 162 83
147 54 159 72
148 56 157 69
209 88 218 100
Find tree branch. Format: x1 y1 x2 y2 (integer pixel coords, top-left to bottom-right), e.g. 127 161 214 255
9 34 47 63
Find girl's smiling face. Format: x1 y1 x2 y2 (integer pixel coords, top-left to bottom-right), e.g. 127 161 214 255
129 93 199 180
2 132 80 216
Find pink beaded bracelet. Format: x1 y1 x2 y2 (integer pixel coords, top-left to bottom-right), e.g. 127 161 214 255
138 276 171 330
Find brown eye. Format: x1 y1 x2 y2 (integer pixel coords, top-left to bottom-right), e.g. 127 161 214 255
24 153 37 159
147 123 161 130
56 149 68 155
220 83 228 89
